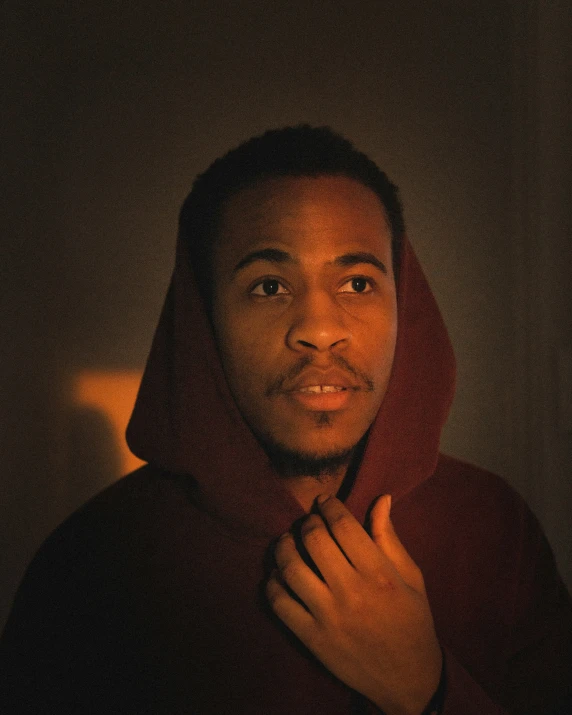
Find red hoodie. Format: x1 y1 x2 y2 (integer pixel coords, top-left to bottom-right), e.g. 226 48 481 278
1 233 571 714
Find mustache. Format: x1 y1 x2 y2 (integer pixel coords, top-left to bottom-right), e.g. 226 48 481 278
265 354 375 397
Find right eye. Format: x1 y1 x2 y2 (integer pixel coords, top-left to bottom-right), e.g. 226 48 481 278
250 279 289 297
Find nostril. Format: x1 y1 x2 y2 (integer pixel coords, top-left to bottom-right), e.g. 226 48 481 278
287 314 351 352
296 336 348 351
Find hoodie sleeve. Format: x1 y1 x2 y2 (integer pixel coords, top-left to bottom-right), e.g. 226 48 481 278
498 507 572 714
439 503 572 715
440 649 508 714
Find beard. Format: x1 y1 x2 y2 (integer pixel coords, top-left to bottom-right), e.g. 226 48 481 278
258 427 368 482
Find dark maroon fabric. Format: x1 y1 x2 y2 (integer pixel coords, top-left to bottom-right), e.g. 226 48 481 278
1 233 571 714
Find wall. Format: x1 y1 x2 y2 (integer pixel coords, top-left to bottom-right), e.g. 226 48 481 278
1 0 570 629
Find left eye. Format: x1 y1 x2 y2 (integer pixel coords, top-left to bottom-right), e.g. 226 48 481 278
339 277 372 293
251 279 289 296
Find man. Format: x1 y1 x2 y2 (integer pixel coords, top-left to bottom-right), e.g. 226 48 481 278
1 126 571 713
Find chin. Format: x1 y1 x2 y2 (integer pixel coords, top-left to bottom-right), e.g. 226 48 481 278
256 425 369 480
263 442 354 479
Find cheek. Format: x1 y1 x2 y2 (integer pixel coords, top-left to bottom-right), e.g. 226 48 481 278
361 308 397 375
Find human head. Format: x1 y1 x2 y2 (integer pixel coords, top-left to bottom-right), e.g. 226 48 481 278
179 127 402 478
210 172 398 478
179 125 405 305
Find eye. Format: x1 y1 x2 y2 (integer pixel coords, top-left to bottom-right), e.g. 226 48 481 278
339 276 373 294
250 278 289 297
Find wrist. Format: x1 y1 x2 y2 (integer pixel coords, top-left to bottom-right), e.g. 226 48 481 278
419 649 446 715
380 646 445 715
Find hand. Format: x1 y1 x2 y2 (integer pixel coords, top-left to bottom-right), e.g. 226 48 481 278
266 495 442 715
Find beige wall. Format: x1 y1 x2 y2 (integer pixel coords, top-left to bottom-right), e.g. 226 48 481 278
2 0 570 628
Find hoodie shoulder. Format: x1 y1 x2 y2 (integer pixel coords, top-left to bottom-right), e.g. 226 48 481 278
429 453 530 513
9 465 200 592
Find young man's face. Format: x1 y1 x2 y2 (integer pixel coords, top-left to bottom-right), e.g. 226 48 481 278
211 175 397 466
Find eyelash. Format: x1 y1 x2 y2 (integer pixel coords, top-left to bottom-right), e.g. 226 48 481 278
339 276 374 294
250 279 289 297
249 276 375 297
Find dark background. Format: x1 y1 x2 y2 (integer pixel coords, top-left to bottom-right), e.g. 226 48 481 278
2 0 570 629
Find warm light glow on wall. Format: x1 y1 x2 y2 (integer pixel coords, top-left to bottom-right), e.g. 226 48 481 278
72 370 144 475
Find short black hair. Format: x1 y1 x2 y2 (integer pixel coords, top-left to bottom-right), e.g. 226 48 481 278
179 125 405 302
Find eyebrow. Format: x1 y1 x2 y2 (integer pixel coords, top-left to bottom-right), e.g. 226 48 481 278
233 248 387 275
233 248 296 273
333 252 387 275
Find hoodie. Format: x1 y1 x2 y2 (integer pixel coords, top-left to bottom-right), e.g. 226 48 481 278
1 227 571 714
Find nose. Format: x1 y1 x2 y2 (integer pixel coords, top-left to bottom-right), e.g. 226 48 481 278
286 290 350 353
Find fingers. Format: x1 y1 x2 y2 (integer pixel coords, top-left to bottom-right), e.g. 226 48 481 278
313 496 382 577
297 514 359 592
270 494 424 616
266 571 315 637
368 494 392 545
273 532 330 615
370 495 424 591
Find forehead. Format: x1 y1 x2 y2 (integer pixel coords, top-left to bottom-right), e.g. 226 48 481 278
216 175 392 265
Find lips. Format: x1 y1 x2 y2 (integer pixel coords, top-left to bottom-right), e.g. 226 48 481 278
286 369 360 394
298 385 346 393
279 369 361 411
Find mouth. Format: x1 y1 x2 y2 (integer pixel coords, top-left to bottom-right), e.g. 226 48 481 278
267 363 373 413
297 385 348 394
285 384 357 411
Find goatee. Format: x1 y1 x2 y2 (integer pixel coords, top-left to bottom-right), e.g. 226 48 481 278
259 431 368 483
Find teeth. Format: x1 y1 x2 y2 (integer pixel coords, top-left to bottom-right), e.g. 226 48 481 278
299 385 345 393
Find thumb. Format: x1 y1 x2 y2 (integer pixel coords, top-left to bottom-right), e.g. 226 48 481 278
369 493 392 547
370 494 424 591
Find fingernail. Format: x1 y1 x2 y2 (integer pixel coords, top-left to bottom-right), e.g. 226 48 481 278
316 493 330 506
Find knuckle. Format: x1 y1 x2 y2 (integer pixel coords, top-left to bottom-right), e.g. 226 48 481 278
301 514 323 532
274 534 294 561
302 524 322 544
265 578 278 599
301 516 325 543
265 579 284 608
329 511 352 534
280 562 302 585
267 588 287 614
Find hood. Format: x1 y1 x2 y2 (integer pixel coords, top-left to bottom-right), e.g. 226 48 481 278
126 230 456 539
